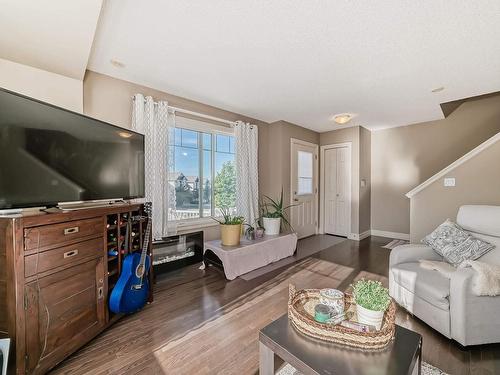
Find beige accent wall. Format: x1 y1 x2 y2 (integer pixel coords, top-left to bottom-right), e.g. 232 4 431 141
267 121 320 206
359 127 371 234
320 126 361 234
83 71 319 239
410 138 500 242
0 58 83 112
371 95 500 235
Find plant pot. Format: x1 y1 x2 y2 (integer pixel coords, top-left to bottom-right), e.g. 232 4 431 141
262 217 281 235
356 303 385 330
255 227 265 238
245 228 255 241
220 224 242 246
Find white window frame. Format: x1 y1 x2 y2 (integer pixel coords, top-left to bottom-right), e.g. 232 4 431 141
172 116 235 229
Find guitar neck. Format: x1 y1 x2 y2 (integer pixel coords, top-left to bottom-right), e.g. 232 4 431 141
139 221 151 263
138 203 153 267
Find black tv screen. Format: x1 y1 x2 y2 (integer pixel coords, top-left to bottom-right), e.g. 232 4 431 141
0 88 145 209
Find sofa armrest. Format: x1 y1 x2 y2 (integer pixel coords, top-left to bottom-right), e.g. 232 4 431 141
450 267 500 345
389 244 442 267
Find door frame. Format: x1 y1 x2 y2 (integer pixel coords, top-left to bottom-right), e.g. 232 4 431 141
290 138 319 236
319 142 352 236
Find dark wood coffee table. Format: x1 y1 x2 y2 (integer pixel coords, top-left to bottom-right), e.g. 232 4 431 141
259 314 422 375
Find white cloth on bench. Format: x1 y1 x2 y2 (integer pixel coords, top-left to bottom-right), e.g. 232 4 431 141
202 233 298 280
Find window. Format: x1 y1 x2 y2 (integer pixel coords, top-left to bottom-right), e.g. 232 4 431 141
297 150 313 195
168 125 236 221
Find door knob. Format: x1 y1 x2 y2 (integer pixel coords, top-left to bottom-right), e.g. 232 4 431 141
294 198 299 201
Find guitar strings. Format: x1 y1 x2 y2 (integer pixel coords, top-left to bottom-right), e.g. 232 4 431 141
138 207 152 286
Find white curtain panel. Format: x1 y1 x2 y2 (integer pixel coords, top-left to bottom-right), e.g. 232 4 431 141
234 121 259 226
132 94 176 240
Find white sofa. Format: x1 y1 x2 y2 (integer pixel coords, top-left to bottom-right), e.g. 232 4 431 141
389 205 500 346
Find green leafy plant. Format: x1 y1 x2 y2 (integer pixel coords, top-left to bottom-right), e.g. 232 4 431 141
212 206 244 225
260 189 294 230
351 279 391 312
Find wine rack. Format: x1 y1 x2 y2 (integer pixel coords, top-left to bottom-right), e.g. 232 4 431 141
105 204 153 320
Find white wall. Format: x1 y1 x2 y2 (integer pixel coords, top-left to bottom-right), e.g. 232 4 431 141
0 58 83 112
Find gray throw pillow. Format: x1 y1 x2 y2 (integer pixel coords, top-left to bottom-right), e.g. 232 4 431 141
422 219 495 266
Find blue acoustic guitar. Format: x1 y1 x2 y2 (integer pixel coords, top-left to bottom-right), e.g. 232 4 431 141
109 202 152 314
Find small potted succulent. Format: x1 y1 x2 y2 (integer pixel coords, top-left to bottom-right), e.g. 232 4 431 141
351 279 391 330
244 218 266 240
244 223 256 240
260 189 293 235
213 207 245 246
254 220 265 239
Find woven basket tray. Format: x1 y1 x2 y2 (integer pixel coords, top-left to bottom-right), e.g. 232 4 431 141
288 284 396 350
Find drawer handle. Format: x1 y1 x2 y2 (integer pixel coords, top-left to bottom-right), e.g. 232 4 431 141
64 226 79 235
63 249 79 258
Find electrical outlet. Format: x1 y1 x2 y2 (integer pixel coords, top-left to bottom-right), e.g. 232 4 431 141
444 177 455 187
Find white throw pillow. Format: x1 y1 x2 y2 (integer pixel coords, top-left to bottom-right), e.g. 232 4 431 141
422 219 495 266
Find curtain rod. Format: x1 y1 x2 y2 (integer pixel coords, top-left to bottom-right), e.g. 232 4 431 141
169 106 236 126
132 96 237 126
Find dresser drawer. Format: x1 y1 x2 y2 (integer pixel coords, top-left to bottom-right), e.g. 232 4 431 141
25 217 103 251
25 237 104 277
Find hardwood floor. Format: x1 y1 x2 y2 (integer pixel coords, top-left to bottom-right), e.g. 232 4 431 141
50 235 500 375
314 236 500 375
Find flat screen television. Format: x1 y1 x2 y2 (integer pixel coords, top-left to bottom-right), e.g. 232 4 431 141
0 88 145 209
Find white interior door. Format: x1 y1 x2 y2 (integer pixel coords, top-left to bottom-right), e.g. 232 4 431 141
290 139 318 239
323 146 351 236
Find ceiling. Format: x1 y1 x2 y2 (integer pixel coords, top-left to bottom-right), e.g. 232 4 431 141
4 1 499 132
0 0 103 80
88 0 500 131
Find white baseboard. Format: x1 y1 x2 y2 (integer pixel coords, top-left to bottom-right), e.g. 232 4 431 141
346 230 410 241
347 230 371 241
370 230 410 240
359 230 371 240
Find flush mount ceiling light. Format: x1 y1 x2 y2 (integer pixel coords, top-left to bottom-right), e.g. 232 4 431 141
431 86 445 93
333 113 354 125
117 131 133 138
110 59 125 68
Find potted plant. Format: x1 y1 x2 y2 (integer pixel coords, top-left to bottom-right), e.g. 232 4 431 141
351 279 391 330
260 189 293 235
244 218 266 240
213 207 245 246
254 219 265 239
244 223 255 240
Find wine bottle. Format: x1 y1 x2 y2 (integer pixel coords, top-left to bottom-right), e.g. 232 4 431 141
107 217 118 226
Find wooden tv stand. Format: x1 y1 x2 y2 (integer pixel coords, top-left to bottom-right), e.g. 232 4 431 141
0 203 153 374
